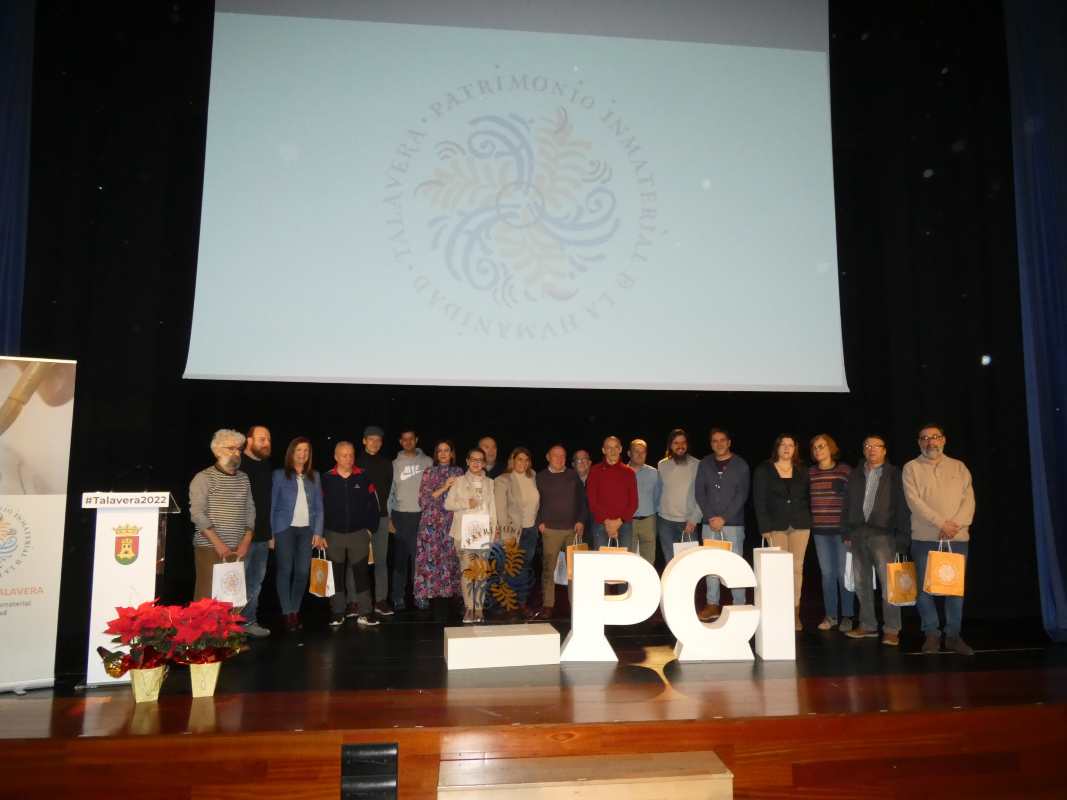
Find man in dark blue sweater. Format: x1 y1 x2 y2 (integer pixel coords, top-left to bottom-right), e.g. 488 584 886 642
322 441 381 628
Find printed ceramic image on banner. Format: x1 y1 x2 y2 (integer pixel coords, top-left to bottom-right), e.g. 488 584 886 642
0 357 77 693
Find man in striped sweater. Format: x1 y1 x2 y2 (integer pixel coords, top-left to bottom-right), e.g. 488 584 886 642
189 428 256 601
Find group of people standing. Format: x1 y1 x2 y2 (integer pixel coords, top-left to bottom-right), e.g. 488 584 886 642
188 422 976 654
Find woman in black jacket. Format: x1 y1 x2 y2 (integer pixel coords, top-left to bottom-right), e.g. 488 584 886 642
752 434 812 631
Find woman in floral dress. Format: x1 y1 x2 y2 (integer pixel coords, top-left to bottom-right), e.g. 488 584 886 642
413 440 465 608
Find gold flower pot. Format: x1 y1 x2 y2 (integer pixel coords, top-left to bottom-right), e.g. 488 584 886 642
189 661 221 698
129 665 167 703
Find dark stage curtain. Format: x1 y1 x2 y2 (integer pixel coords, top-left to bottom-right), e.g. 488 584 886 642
0 1 35 355
22 1 1041 685
1004 1 1067 642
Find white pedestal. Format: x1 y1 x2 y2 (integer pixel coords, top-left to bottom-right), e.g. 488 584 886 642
753 547 795 661
438 750 733 799
444 624 561 670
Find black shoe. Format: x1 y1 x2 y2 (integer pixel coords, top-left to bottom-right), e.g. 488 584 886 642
329 613 345 628
374 600 395 616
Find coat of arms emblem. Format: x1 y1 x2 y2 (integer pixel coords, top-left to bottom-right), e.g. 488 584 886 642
114 524 140 565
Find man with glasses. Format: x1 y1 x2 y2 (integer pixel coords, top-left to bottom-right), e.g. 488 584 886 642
842 435 911 646
903 424 977 655
189 429 255 601
572 448 594 536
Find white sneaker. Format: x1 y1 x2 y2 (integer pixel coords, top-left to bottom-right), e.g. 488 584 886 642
244 622 271 638
356 614 380 627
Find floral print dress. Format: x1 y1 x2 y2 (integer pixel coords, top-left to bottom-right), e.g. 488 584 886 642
413 463 465 603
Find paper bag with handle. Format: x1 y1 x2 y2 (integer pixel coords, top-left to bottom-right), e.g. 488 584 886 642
923 540 965 596
566 532 589 580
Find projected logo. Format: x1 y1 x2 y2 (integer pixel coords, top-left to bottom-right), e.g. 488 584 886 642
0 508 32 579
415 109 618 306
385 71 658 340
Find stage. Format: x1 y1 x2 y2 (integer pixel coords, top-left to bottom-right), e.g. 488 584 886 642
2 612 1066 799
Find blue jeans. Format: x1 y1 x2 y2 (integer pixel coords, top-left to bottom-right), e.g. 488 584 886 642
912 539 968 636
701 524 747 605
274 525 313 615
813 532 855 620
657 516 696 563
593 521 633 550
242 540 271 624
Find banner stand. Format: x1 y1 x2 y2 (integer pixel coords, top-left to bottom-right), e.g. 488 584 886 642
81 492 172 688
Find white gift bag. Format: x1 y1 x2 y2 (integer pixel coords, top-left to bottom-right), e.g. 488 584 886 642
672 531 698 560
460 512 493 550
212 556 247 607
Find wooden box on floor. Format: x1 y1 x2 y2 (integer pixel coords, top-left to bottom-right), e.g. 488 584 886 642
438 750 732 799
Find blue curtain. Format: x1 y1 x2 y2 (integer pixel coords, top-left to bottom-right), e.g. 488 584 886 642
1004 1 1067 641
0 1 35 356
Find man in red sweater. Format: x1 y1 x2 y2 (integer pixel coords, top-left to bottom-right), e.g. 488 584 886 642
586 436 639 550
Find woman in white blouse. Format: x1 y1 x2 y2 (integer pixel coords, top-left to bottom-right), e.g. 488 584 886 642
445 447 498 623
494 447 541 615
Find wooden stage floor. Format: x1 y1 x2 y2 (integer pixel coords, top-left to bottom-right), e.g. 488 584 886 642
3 615 1067 798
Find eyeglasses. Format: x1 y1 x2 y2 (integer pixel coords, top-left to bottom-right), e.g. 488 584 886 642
221 445 242 454
863 443 886 451
919 434 944 443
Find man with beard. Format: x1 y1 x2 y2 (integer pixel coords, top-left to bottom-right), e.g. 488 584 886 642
479 436 505 479
239 425 273 637
356 425 394 616
656 428 703 566
903 424 977 655
189 429 255 601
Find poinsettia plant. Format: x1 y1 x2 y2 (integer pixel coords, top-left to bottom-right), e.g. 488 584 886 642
98 599 177 676
97 598 248 677
170 597 247 664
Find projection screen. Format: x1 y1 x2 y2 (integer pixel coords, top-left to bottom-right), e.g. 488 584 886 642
185 0 847 391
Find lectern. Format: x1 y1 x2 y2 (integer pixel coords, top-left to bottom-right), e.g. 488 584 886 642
81 492 174 686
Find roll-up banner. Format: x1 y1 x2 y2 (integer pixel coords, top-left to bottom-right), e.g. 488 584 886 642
0 357 77 693
83 492 170 687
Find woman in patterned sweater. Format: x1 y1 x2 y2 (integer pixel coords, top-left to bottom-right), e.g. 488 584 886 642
809 434 854 632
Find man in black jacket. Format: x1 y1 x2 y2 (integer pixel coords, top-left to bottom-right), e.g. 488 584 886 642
356 425 394 617
843 434 912 646
239 425 273 638
323 441 382 628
